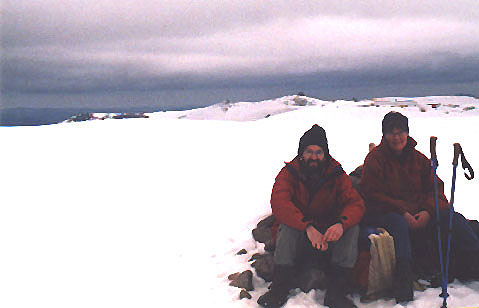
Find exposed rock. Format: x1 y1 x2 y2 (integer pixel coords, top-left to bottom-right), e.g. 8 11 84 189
293 96 308 106
252 216 275 244
112 112 148 119
239 289 252 300
257 215 276 229
249 253 262 262
251 253 275 282
236 249 247 255
264 239 276 252
228 272 240 281
229 270 254 291
252 226 272 244
65 112 148 123
67 112 93 122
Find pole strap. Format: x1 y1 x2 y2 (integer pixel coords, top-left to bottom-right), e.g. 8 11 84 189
453 143 474 180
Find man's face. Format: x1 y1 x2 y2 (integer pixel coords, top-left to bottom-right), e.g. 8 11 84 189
385 127 408 154
302 145 325 169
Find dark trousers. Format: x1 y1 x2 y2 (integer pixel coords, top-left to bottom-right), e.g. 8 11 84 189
372 210 479 263
274 224 359 269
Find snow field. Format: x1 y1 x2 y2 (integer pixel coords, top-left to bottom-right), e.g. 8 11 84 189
1 96 478 307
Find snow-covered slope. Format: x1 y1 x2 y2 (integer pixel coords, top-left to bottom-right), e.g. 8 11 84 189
147 95 479 121
1 95 478 308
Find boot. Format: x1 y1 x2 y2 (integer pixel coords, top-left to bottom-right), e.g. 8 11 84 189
324 265 357 308
257 265 295 308
393 258 414 303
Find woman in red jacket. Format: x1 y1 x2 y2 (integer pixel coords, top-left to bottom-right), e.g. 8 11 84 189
360 112 479 304
258 125 365 308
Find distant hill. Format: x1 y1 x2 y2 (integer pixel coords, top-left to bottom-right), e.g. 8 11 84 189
0 106 163 126
3 95 478 126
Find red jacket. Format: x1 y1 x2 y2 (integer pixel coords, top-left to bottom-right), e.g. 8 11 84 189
360 136 449 217
271 156 365 233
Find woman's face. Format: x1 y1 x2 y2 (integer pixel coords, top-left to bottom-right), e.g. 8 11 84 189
385 128 408 154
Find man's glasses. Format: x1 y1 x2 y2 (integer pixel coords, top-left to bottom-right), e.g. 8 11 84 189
303 149 324 157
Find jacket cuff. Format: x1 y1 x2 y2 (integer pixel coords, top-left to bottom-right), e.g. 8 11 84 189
301 217 313 229
338 215 350 230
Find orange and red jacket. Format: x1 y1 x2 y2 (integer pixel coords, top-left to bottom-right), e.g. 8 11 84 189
360 136 449 217
271 156 365 234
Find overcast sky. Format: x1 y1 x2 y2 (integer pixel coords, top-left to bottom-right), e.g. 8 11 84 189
2 0 479 107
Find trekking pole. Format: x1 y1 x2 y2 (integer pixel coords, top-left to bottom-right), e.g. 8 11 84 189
430 137 448 307
441 143 475 308
440 144 462 308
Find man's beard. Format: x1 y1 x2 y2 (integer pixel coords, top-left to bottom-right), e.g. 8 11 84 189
300 158 325 176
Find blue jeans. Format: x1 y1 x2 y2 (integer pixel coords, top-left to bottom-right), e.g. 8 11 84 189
372 210 479 261
372 212 412 260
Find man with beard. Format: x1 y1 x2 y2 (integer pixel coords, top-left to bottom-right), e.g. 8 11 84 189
257 125 365 308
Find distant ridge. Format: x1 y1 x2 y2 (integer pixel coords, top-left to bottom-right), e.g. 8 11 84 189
0 106 186 126
2 95 478 126
148 95 479 122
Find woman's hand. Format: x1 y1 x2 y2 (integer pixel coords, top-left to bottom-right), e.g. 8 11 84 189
403 212 421 229
414 211 431 228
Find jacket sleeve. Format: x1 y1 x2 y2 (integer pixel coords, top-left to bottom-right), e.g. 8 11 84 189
336 173 365 230
360 153 411 215
270 167 311 231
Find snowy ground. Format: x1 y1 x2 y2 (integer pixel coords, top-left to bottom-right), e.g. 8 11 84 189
1 95 478 308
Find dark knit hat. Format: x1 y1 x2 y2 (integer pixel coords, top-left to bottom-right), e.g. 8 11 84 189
298 124 329 156
382 112 409 135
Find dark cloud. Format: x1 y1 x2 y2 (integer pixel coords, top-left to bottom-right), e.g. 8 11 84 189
2 0 479 104
3 51 479 95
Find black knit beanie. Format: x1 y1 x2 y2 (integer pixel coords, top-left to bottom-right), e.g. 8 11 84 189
298 124 329 157
382 112 409 135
